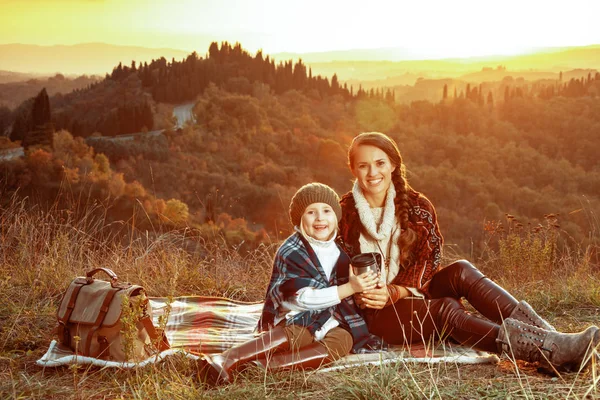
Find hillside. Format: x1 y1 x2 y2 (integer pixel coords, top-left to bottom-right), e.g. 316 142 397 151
3 42 361 141
1 41 599 257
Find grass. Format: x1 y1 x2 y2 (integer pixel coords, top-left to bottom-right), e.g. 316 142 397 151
1 196 600 399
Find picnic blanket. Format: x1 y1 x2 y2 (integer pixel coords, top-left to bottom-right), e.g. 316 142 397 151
37 296 498 371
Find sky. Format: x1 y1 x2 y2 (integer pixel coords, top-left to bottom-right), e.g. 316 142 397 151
1 0 599 59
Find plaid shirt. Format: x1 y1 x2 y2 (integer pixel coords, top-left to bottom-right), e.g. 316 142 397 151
258 232 383 352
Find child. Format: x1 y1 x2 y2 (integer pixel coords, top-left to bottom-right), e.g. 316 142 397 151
199 183 383 384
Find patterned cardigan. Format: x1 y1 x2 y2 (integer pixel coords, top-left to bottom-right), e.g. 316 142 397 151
257 232 383 352
338 189 444 298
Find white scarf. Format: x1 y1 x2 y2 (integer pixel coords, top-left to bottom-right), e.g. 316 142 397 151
352 180 396 240
352 180 402 283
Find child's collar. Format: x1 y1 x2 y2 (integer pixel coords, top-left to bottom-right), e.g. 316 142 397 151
294 226 337 248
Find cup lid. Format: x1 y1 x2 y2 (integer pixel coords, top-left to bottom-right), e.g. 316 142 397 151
351 252 380 267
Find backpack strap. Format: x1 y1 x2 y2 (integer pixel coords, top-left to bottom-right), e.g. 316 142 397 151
84 286 121 356
57 281 86 347
140 315 170 351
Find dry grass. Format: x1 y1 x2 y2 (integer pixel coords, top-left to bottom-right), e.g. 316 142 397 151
1 196 600 399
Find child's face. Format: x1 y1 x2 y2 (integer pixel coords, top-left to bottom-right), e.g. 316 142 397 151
301 202 337 241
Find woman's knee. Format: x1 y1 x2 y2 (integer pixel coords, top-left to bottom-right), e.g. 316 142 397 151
430 259 484 297
436 297 466 331
445 259 479 276
439 296 464 311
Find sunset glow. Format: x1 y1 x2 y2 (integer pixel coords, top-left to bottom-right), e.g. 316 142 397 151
1 0 599 58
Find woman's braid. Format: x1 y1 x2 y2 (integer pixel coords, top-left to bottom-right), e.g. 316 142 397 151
392 166 409 232
392 161 417 268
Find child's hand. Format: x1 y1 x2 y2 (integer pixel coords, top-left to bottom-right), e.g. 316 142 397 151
348 265 379 294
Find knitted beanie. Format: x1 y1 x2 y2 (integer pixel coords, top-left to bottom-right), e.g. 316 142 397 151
289 183 342 227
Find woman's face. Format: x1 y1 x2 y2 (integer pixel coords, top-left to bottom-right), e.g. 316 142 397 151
301 202 337 241
351 144 396 202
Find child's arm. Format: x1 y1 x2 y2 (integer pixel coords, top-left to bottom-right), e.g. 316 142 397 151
284 270 378 312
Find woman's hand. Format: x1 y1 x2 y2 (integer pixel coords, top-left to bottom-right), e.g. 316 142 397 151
355 284 390 310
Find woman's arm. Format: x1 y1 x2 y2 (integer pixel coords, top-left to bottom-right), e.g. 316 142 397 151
407 193 444 294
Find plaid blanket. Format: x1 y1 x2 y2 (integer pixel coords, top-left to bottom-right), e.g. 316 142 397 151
37 296 498 369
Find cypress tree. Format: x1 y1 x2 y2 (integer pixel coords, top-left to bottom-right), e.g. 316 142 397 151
32 88 51 128
23 88 53 149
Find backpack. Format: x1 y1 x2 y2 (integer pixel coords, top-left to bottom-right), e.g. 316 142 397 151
56 267 169 362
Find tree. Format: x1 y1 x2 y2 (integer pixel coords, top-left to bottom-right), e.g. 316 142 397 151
208 42 219 60
443 84 448 100
160 198 189 225
23 88 53 149
331 73 340 94
32 88 51 127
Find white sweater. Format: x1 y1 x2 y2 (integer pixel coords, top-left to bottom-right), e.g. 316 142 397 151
277 229 343 340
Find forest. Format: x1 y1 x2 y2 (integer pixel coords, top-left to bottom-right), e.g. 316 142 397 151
0 41 599 259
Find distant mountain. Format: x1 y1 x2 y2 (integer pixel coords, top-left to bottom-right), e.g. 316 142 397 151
272 47 433 63
306 45 600 84
0 70 47 84
0 43 191 75
0 73 100 110
273 45 600 66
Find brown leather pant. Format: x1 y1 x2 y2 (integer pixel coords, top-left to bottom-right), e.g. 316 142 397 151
366 260 518 353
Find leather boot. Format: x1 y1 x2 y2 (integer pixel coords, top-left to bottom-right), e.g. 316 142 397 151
497 318 600 374
198 326 289 384
253 341 331 371
508 300 556 331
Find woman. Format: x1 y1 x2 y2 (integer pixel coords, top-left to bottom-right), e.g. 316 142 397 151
338 131 599 374
199 183 383 384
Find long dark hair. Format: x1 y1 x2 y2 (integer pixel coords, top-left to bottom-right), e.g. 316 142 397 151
348 132 417 268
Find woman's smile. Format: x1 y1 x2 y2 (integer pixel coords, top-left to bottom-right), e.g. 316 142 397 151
367 177 383 186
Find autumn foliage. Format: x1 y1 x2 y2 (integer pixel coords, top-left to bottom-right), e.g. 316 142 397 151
1 41 599 257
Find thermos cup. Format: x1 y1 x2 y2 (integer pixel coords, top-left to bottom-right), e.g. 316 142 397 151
351 252 382 275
